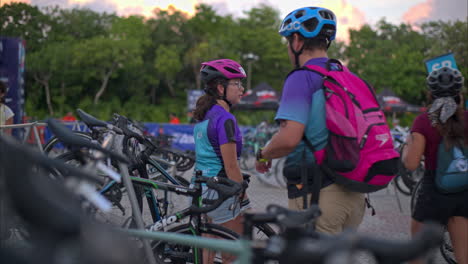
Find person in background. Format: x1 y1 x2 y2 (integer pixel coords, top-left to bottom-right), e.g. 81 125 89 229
169 112 180 124
403 67 467 264
61 111 77 122
192 59 249 263
0 81 14 135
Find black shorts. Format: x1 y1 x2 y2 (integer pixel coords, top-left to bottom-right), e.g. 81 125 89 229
412 180 468 226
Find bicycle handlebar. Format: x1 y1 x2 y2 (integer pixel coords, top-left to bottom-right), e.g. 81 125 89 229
266 204 321 229
113 114 158 152
272 222 443 264
189 176 245 214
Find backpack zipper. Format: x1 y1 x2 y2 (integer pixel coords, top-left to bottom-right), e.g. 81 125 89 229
359 122 387 148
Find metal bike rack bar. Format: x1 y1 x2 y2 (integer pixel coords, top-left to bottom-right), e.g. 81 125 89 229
120 228 252 264
0 122 47 152
112 134 157 264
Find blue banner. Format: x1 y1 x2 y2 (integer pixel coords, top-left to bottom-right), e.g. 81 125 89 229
0 37 26 126
160 124 196 151
424 53 458 73
187 90 204 111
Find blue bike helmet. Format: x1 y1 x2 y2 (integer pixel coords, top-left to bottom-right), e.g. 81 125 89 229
279 7 337 41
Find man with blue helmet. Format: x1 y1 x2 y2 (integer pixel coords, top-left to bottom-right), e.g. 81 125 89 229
255 7 366 234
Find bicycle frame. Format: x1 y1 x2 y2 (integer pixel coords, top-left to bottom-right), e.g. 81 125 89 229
101 175 202 231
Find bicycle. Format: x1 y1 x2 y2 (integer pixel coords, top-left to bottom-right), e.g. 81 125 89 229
45 119 276 262
1 133 444 264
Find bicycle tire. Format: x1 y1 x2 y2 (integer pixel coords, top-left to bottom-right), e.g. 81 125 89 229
410 178 422 214
440 229 457 264
55 151 156 227
394 174 412 196
274 157 287 189
42 131 93 156
151 223 238 264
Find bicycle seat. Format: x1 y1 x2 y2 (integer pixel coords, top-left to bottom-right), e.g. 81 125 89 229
47 118 128 163
77 108 108 128
266 204 321 229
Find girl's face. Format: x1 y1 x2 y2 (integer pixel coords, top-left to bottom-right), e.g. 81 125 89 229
224 78 245 105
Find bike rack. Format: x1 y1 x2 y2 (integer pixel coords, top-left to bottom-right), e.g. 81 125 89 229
0 122 47 152
120 228 252 264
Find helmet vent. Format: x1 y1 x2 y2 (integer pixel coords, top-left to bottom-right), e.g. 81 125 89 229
294 10 305 19
224 67 239 74
303 18 319 32
319 10 334 20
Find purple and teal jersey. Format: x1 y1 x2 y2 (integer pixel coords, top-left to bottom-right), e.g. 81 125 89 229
193 105 242 177
275 57 330 198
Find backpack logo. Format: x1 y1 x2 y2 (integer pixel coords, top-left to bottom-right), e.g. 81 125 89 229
375 133 390 147
448 148 468 173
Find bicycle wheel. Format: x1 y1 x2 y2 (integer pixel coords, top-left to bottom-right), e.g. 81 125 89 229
274 157 287 189
410 178 422 214
56 151 159 227
152 223 238 264
440 228 457 264
394 174 412 196
43 131 93 157
251 222 276 241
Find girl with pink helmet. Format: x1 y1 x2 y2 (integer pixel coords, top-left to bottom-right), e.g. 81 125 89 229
193 59 249 263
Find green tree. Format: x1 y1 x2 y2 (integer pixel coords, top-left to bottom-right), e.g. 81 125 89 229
72 16 147 104
421 20 468 87
0 3 53 52
345 20 430 103
27 42 75 115
154 44 183 97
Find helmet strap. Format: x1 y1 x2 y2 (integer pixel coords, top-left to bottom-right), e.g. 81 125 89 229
221 84 232 108
289 40 305 69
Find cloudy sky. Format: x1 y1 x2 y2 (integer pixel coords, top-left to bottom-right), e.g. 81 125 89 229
2 0 467 41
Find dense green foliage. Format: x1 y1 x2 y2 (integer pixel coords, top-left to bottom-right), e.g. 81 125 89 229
1 3 466 125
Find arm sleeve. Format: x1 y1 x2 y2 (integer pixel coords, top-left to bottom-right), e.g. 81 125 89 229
274 71 321 125
217 117 237 145
410 114 427 137
5 106 14 120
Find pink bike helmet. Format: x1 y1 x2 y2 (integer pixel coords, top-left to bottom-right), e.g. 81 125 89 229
200 59 246 83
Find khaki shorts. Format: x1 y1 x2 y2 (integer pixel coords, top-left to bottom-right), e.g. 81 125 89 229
288 183 366 234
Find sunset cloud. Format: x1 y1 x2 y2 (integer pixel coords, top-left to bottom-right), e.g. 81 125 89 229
316 0 367 42
403 0 467 25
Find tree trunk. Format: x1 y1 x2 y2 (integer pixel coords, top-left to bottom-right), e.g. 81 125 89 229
94 63 117 104
60 81 66 98
167 81 175 97
44 82 54 116
150 85 157 104
34 74 54 116
194 65 201 90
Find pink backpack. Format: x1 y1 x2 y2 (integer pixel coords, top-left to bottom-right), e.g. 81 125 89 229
303 59 400 193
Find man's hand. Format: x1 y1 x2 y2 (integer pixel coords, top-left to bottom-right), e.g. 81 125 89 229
255 160 272 173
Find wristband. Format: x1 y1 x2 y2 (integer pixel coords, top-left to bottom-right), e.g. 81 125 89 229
256 148 269 162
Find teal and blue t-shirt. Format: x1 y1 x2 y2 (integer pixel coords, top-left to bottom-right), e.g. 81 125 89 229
193 104 242 177
275 57 331 198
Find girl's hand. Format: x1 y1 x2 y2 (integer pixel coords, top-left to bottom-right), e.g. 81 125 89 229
255 160 271 173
